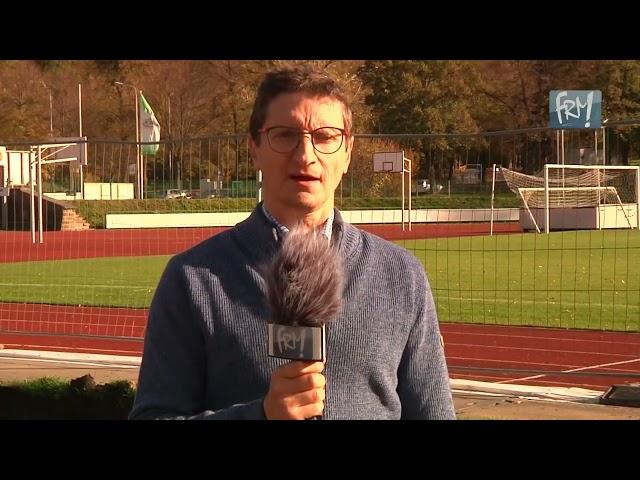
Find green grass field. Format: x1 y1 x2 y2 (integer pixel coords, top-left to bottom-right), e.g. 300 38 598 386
0 229 638 331
0 256 170 308
399 229 640 331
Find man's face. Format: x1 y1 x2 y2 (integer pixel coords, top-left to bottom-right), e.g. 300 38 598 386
250 93 353 220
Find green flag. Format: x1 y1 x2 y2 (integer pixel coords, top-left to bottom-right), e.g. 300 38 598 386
139 92 160 155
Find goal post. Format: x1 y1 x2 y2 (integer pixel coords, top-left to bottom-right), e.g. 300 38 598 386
498 164 640 233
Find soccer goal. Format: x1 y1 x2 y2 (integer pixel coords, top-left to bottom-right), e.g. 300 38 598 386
498 164 640 233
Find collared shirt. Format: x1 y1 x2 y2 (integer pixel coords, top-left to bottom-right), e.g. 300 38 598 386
261 203 334 241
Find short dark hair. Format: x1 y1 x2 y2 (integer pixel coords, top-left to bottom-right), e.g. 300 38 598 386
249 65 352 143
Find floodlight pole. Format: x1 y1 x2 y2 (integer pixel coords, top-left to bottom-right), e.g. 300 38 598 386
402 151 412 231
30 152 35 243
602 118 608 165
115 81 142 199
41 81 53 137
37 145 43 244
490 164 497 236
28 146 44 244
78 83 85 199
167 92 174 188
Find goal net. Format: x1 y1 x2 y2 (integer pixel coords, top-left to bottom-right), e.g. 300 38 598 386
499 164 640 232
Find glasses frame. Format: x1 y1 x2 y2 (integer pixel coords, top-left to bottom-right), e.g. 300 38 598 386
258 126 348 154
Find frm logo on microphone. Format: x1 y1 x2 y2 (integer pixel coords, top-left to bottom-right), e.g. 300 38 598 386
268 324 326 361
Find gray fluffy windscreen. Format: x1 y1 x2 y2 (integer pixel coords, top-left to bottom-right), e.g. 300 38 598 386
264 225 344 327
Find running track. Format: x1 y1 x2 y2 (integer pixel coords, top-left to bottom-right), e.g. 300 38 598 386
2 222 638 391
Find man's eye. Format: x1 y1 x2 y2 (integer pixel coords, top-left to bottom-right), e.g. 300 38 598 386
274 130 297 139
315 133 334 142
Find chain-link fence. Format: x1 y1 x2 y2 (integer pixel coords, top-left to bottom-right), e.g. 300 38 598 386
3 121 638 203
1 123 639 387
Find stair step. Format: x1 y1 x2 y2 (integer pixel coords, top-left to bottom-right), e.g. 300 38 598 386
60 208 91 231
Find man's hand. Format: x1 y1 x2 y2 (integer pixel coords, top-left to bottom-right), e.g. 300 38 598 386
263 361 326 420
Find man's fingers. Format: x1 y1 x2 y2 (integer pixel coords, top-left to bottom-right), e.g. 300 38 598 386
287 389 325 419
292 402 325 420
277 360 325 379
265 361 327 420
285 387 325 406
273 373 325 395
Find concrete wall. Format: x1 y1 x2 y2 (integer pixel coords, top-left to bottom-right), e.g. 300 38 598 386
44 183 134 201
520 205 639 231
598 204 638 229
106 211 251 229
106 208 520 229
84 183 134 200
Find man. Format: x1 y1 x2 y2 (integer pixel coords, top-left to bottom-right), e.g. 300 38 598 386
129 65 455 420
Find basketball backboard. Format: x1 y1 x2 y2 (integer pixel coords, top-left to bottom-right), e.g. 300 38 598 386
37 137 87 165
373 151 404 173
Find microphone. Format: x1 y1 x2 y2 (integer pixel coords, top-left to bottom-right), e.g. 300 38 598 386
264 223 344 418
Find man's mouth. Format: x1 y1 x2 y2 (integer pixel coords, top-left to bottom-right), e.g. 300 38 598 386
290 174 319 182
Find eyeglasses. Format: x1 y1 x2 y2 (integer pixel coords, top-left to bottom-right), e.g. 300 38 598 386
258 126 347 154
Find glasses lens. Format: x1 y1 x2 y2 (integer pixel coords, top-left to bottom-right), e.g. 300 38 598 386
265 127 345 154
267 127 299 153
312 127 344 154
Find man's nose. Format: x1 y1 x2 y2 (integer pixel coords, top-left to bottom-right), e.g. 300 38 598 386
294 133 317 164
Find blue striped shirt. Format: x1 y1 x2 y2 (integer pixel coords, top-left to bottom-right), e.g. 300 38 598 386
261 203 334 241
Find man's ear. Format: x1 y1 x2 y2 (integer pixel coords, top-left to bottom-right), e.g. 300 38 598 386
343 136 354 175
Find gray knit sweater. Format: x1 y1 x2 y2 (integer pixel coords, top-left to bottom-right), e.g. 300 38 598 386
129 204 456 420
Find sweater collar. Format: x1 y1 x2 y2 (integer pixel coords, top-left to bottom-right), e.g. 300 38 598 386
233 202 361 265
